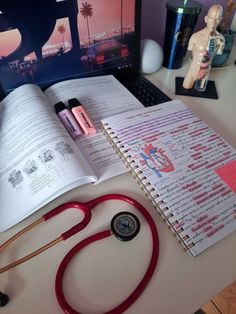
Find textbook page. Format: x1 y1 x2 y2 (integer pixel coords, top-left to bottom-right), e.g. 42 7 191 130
44 75 143 183
0 84 95 232
102 100 236 256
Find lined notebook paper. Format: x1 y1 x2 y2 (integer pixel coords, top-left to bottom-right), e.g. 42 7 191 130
102 100 236 256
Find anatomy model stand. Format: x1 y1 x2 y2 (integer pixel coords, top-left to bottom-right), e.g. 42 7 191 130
176 4 225 99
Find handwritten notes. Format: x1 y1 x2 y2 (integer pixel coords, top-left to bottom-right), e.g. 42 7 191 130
102 100 236 256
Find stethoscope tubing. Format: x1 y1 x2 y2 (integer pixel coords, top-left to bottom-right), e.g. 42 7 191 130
55 194 159 314
0 194 159 314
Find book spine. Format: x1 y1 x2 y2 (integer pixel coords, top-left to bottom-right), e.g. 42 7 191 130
101 124 195 255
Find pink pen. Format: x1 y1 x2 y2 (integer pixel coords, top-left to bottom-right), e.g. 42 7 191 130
68 98 96 135
54 102 83 140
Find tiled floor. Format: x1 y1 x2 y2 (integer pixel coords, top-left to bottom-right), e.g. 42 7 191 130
201 281 236 314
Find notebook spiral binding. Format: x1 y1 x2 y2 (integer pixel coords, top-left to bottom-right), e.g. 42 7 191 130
101 124 195 253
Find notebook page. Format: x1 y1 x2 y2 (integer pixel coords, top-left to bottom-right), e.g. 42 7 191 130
102 100 236 256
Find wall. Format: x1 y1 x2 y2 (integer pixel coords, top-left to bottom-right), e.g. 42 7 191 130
141 0 228 46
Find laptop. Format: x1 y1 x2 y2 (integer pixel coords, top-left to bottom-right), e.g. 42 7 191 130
0 0 171 106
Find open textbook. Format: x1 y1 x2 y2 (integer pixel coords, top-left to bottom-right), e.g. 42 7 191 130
0 75 143 232
102 100 236 256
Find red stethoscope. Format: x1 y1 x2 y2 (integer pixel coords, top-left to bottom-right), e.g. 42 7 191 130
0 194 159 313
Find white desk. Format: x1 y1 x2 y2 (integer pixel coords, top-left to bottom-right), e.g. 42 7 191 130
1 46 236 314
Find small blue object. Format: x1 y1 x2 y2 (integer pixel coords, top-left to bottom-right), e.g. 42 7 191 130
212 30 235 67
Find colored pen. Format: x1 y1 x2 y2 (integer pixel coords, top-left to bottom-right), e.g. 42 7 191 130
68 98 96 135
54 101 83 140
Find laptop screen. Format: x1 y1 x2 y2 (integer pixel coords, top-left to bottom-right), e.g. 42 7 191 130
0 0 141 98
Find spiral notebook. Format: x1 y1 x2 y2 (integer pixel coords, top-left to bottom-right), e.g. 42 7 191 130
101 100 236 256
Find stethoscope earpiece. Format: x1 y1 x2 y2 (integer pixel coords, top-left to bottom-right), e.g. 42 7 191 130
0 194 159 314
0 291 9 307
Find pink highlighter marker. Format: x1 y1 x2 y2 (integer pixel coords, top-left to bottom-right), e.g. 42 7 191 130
68 98 96 135
55 101 83 140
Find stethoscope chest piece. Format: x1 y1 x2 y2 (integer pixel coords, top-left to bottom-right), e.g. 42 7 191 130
1 194 159 314
111 211 140 241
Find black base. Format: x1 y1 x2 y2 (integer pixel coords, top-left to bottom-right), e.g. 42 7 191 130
175 77 218 99
0 292 9 307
